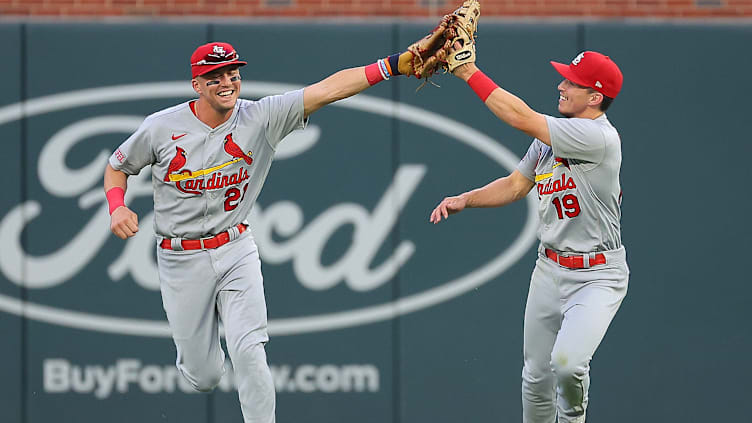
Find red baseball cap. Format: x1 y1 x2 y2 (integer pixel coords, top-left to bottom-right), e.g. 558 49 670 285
550 51 623 98
190 42 247 78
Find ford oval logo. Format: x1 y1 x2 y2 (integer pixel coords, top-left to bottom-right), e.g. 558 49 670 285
0 81 538 337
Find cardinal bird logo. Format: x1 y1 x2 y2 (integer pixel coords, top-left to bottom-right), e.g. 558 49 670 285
223 133 253 165
554 157 570 169
164 146 187 182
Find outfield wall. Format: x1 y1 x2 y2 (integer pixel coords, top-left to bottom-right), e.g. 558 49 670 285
0 22 749 423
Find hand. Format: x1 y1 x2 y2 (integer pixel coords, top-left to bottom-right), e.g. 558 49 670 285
399 15 454 79
443 0 480 73
429 195 468 224
110 206 139 239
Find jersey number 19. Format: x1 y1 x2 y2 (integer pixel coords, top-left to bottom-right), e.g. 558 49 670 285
551 194 581 219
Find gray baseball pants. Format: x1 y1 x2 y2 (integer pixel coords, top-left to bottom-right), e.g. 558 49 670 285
157 231 275 423
522 246 628 423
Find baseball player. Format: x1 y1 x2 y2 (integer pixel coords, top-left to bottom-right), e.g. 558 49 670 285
430 49 628 422
104 34 454 423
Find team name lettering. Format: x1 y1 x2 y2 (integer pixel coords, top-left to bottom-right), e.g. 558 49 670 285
537 173 576 196
176 167 249 195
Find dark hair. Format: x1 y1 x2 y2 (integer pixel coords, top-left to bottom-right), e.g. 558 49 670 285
599 94 614 111
573 81 615 112
585 87 614 111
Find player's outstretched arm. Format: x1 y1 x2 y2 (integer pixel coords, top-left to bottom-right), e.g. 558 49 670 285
440 1 550 143
303 67 370 117
303 15 457 118
429 169 534 224
452 63 551 145
104 164 139 240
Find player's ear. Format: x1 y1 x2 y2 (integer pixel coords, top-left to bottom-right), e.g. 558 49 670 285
589 91 603 107
192 78 201 95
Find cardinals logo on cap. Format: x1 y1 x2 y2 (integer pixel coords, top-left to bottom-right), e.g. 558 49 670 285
190 42 248 78
205 45 236 63
550 50 623 98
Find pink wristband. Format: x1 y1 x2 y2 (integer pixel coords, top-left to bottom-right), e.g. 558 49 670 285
106 187 126 215
365 62 385 86
467 71 499 102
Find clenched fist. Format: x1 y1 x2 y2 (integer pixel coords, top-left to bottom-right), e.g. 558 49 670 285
110 206 139 239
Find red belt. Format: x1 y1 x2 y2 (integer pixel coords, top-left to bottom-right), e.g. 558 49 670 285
545 248 606 269
160 224 247 250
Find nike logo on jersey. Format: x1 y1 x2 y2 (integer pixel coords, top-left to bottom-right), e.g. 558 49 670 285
171 133 187 140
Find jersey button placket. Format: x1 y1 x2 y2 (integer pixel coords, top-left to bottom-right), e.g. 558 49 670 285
202 132 212 235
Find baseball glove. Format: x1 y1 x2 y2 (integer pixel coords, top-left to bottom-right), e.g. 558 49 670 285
445 0 481 73
398 15 455 80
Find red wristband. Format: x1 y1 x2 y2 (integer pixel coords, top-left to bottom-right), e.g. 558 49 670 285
106 187 126 215
365 62 385 86
467 71 499 102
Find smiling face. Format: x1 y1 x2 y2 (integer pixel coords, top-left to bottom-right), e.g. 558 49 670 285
192 65 242 115
556 79 603 119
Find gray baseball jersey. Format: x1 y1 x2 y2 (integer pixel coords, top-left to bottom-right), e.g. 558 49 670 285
109 89 306 238
517 114 622 253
